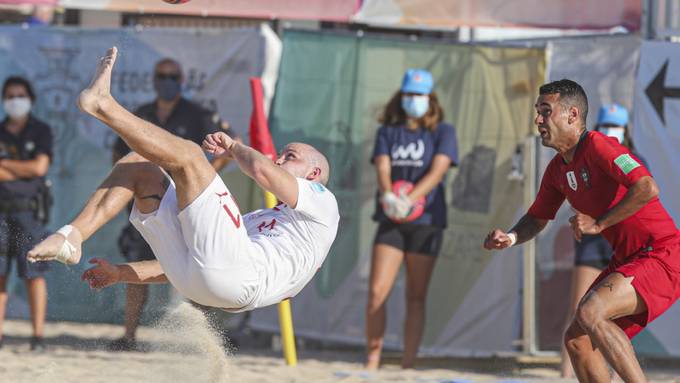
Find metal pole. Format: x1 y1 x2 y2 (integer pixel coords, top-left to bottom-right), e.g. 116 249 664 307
522 136 538 354
266 190 298 366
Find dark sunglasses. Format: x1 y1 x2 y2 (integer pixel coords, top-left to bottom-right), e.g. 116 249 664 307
155 73 181 81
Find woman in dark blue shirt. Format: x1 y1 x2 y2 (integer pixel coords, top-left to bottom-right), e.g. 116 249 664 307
366 69 458 369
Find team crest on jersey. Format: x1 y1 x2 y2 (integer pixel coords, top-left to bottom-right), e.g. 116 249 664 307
580 167 591 189
566 171 578 191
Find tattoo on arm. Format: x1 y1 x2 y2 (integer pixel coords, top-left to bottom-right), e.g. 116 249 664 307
601 282 614 292
509 214 548 245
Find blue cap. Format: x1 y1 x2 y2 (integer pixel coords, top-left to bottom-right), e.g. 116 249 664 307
400 69 433 94
597 103 629 126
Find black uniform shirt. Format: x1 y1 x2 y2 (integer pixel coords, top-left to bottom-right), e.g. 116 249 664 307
114 97 222 156
0 115 53 198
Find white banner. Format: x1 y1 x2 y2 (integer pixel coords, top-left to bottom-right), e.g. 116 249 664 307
1 25 278 323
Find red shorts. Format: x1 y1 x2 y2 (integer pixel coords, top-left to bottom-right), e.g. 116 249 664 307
589 236 680 339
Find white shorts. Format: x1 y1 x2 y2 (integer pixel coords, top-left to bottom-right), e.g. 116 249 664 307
130 175 265 312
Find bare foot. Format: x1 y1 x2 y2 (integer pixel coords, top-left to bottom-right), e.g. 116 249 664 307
27 226 83 265
365 353 380 370
77 46 118 116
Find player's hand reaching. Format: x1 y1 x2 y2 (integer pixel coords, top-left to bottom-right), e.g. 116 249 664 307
81 258 121 290
569 211 603 241
483 229 516 250
203 132 235 158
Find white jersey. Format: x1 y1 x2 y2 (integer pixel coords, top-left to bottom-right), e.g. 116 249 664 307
244 178 339 308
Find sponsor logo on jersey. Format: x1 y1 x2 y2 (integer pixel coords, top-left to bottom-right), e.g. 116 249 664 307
566 171 578 191
614 153 641 175
391 139 425 166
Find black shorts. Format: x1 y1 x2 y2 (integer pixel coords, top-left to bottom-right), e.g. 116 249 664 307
574 234 611 270
0 212 49 279
118 223 156 262
373 221 443 257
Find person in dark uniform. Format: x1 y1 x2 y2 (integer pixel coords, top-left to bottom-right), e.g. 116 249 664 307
109 58 234 351
560 103 642 378
0 76 53 351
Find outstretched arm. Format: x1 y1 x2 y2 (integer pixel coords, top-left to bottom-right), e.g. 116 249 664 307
483 214 548 250
81 258 167 289
203 132 300 207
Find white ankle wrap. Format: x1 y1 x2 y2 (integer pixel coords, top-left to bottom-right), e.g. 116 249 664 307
55 225 77 264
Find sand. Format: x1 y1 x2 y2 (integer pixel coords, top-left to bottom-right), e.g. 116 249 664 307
2 303 679 383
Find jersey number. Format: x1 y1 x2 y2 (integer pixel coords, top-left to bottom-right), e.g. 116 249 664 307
257 219 277 232
217 192 241 228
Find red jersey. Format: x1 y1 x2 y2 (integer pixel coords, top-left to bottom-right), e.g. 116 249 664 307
528 131 679 262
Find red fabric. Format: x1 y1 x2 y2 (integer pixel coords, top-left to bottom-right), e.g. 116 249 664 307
248 77 276 161
528 131 679 262
588 237 680 339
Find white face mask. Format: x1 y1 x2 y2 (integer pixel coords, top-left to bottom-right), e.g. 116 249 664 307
3 97 31 120
599 127 625 144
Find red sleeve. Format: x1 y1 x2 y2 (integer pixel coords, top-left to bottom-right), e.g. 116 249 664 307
587 132 650 187
527 159 565 220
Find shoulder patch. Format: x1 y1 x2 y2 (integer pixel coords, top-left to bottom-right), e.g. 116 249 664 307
614 153 641 175
310 182 326 193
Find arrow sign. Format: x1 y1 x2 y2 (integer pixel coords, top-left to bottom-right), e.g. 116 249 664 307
645 59 680 125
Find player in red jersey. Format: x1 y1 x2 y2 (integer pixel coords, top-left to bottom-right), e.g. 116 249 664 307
484 79 680 383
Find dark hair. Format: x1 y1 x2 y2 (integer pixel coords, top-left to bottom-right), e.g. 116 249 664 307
2 76 36 101
379 90 444 131
154 58 183 78
539 79 588 126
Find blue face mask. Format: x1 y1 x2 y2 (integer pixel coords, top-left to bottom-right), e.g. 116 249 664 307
401 95 430 118
599 127 625 144
156 78 182 101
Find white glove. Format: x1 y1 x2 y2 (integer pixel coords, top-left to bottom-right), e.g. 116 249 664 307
380 191 400 218
381 191 413 220
393 194 414 219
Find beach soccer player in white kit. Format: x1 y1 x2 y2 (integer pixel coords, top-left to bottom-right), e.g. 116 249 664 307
27 47 339 312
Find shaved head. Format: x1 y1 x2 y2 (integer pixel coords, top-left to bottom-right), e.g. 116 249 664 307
292 142 331 185
277 142 331 186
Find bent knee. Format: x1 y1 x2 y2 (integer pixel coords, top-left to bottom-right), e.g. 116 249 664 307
575 302 606 333
174 140 205 167
564 321 590 351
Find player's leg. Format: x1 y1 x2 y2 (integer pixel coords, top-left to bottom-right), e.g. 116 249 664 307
561 264 603 378
564 318 611 382
366 233 405 369
574 272 647 383
77 47 215 210
401 252 436 369
28 153 167 264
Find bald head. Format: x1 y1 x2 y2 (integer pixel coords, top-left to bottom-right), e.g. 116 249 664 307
296 142 330 185
278 142 331 186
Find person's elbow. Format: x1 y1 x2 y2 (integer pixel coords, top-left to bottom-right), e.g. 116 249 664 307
33 158 50 177
638 176 659 202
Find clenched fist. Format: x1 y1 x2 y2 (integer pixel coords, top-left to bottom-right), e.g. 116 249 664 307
483 229 516 250
569 212 603 241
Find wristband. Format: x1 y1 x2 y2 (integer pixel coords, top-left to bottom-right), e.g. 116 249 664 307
507 232 518 247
